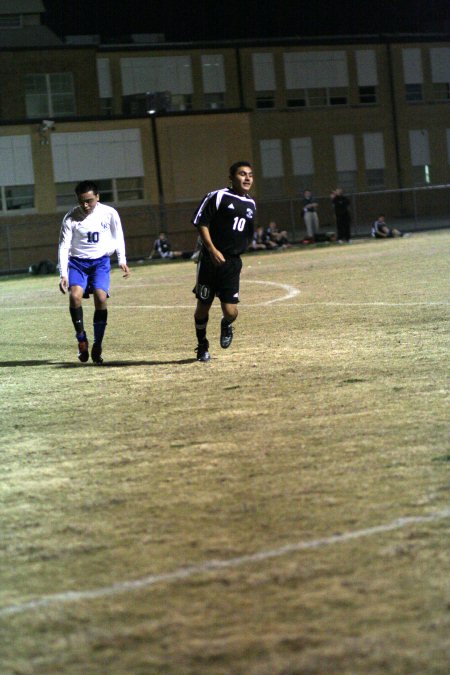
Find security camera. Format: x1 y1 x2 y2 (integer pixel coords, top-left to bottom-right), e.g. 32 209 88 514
41 120 55 130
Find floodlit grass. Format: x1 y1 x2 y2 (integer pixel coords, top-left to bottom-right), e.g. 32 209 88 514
0 231 449 673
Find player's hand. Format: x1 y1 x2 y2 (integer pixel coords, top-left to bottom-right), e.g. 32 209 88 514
120 263 131 278
209 247 225 266
59 277 68 294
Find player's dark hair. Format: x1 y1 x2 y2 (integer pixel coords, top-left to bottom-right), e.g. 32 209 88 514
75 180 99 196
229 161 252 177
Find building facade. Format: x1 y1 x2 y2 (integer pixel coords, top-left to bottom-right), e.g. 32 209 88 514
0 2 449 269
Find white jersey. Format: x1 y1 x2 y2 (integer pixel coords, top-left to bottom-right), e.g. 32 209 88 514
58 202 127 278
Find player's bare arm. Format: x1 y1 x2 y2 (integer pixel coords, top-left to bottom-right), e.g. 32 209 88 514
120 263 131 278
59 276 68 294
198 225 225 266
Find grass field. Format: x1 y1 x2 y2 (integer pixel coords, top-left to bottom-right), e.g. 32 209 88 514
0 231 449 674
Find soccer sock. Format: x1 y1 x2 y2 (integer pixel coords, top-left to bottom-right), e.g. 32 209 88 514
195 317 208 344
221 317 235 327
93 309 108 345
70 306 85 339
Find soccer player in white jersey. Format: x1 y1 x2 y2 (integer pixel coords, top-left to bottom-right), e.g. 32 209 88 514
191 161 256 362
58 180 130 364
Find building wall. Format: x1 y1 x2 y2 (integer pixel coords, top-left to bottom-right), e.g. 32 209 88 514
0 35 448 270
0 47 100 120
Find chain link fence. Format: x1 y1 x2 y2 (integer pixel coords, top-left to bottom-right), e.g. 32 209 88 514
0 184 448 274
151 183 450 254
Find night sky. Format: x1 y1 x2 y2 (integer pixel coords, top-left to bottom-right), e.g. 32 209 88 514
43 0 450 42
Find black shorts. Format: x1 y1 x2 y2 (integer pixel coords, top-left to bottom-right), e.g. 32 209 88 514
194 253 242 304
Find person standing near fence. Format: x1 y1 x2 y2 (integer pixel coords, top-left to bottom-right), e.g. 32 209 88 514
302 189 320 239
331 188 352 243
58 180 130 364
191 161 256 362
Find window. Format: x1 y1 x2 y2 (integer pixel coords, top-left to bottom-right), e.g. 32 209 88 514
447 129 450 168
329 87 348 105
256 92 275 109
54 181 77 208
100 98 113 116
201 54 226 107
358 85 377 104
260 139 284 196
252 53 276 90
55 177 144 208
0 185 34 212
291 137 314 172
0 136 35 212
307 87 327 106
97 59 113 116
366 169 385 190
430 48 450 102
286 86 347 108
334 134 357 192
120 56 193 112
355 50 378 104
432 82 450 101
116 177 144 202
252 54 276 109
409 129 431 186
405 83 423 102
363 132 385 190
402 49 423 102
412 166 432 187
284 51 349 107
203 93 225 109
25 73 76 118
170 94 193 111
0 14 22 28
336 171 357 192
286 89 307 107
51 129 145 191
291 137 314 194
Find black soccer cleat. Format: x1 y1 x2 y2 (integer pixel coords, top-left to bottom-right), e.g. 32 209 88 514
91 342 104 365
220 320 233 349
77 337 89 363
196 341 211 362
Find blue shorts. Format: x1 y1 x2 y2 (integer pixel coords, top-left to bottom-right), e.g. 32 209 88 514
68 255 111 298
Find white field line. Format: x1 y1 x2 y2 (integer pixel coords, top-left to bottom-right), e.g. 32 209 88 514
1 509 448 618
1 274 448 310
1 301 448 311
1 280 300 310
272 301 449 307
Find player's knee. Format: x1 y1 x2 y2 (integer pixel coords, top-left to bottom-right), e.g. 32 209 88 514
94 289 108 307
195 305 210 322
223 305 238 322
69 288 83 305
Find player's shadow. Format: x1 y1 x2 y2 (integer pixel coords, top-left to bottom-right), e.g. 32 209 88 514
0 358 198 368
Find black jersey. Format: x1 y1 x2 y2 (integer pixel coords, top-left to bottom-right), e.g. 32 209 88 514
192 188 256 256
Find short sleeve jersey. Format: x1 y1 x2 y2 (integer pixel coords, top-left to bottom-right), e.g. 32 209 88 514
192 188 256 256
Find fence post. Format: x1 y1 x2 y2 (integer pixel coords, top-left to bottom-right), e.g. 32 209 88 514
351 193 358 236
6 222 12 272
412 188 418 228
289 198 297 241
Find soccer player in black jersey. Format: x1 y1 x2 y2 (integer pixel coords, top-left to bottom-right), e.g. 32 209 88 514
191 161 256 362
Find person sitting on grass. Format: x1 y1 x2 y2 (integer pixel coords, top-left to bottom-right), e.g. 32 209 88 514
371 214 403 239
149 232 183 259
266 221 291 248
249 225 278 251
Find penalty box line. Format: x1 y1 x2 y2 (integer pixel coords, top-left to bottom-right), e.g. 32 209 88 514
0 509 448 618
